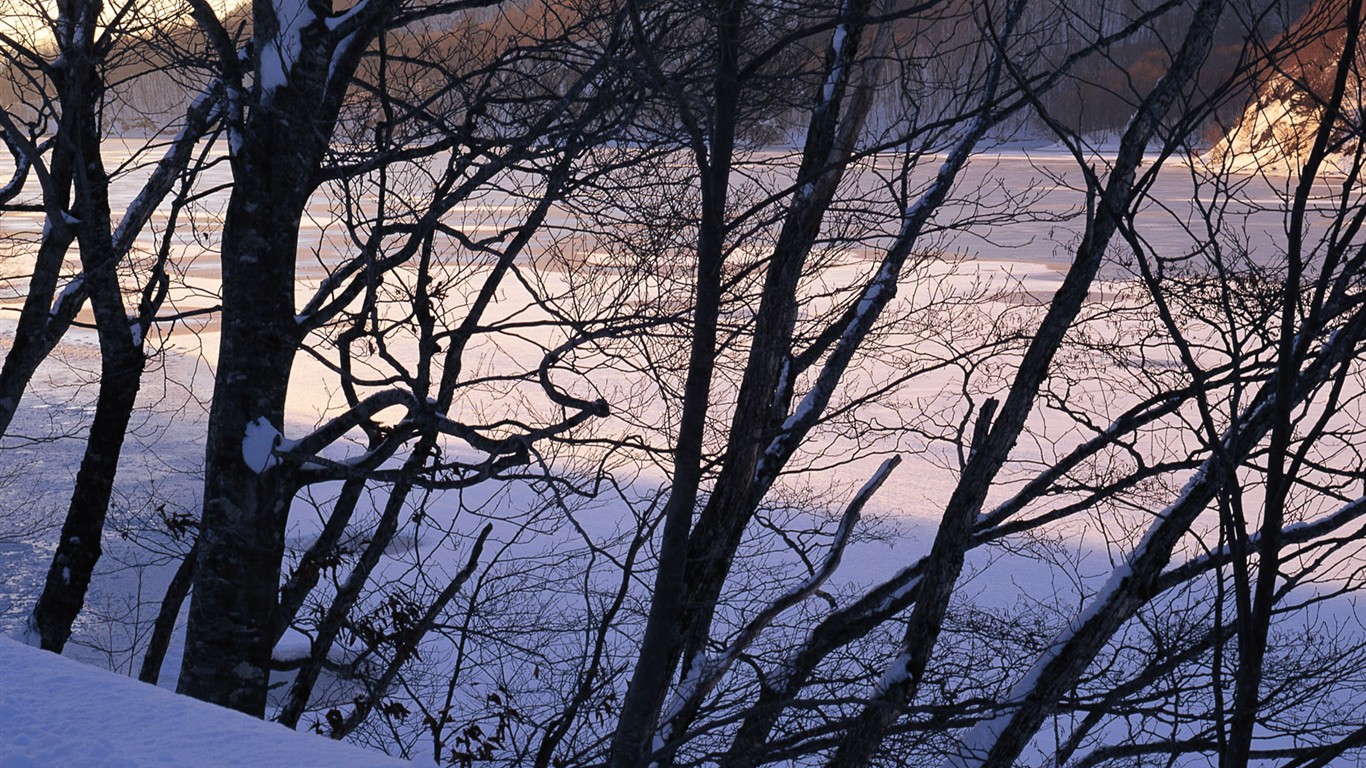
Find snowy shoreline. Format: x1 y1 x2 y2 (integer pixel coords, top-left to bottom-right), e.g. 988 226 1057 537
0 636 435 767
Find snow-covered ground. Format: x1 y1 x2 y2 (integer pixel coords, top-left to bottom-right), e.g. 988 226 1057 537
0 636 435 767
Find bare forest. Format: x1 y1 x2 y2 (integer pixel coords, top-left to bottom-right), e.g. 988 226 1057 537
1 0 1365 765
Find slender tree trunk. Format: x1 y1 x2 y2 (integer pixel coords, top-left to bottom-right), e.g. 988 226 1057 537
23 69 223 653
0 25 83 438
275 442 435 729
607 2 744 762
0 228 81 438
1226 3 1362 763
675 0 886 683
26 0 153 652
139 539 197 685
273 477 366 644
29 349 143 650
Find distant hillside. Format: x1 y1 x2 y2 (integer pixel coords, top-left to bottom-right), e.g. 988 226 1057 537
0 0 1332 144
1028 0 1317 139
0 3 241 136
1210 0 1361 174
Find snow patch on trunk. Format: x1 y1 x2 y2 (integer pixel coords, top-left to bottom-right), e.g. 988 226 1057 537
259 0 316 94
242 417 293 473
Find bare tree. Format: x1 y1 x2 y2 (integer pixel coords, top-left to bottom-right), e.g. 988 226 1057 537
0 0 224 652
7 0 1366 766
171 0 636 716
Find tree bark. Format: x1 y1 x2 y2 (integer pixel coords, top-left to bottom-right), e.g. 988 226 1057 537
175 146 311 713
29 347 143 651
26 0 150 653
139 539 198 685
175 0 368 713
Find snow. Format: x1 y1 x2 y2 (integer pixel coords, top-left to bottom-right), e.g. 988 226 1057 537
821 23 847 105
874 649 911 693
258 0 316 94
49 275 85 318
654 650 708 752
0 637 433 767
874 572 920 613
325 0 369 31
327 32 359 90
242 417 290 473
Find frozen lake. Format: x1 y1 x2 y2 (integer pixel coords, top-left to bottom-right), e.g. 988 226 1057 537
0 137 1332 617
0 138 1333 321
1 136 1360 766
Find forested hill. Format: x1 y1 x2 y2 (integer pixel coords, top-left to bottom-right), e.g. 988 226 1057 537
0 0 1330 142
1025 0 1319 138
1211 0 1362 172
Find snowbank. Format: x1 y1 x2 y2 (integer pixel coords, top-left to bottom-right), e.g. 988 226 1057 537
0 637 433 768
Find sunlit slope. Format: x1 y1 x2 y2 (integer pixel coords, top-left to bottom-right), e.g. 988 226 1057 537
1211 0 1362 174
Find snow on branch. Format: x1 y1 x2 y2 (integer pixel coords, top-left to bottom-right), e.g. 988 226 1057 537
755 97 996 488
242 417 292 474
1157 493 1366 591
49 275 86 320
0 125 32 207
944 302 1366 768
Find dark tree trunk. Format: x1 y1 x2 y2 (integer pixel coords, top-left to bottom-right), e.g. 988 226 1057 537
139 539 198 685
166 0 406 714
1226 3 1362 764
607 2 744 762
675 0 882 683
0 228 80 438
29 348 143 650
23 74 222 652
175 154 309 714
27 0 151 652
0 19 83 438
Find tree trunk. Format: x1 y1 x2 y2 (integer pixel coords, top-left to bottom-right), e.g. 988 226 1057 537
607 2 744 762
139 539 197 685
26 0 151 652
29 348 143 650
0 228 81 438
173 0 379 715
675 0 885 684
175 153 308 714
0 15 85 438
